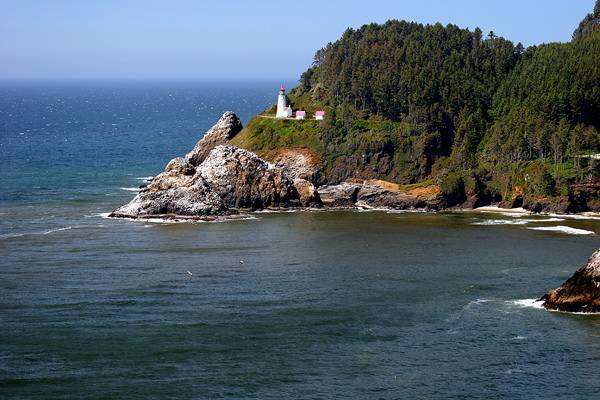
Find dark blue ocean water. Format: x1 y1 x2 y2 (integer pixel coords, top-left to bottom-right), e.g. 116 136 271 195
2 80 600 399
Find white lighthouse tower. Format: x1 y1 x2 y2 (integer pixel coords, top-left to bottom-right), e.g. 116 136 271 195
276 85 292 118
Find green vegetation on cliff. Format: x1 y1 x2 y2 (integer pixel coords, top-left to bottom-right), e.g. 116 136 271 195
237 0 600 210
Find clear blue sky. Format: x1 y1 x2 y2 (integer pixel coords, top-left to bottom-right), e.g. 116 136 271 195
0 0 594 79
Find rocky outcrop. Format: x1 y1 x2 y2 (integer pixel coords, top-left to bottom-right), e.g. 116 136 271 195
293 178 321 207
318 183 361 207
270 149 320 183
542 248 600 313
111 145 302 219
268 148 321 207
317 181 441 210
185 111 243 166
356 184 430 209
110 113 304 220
114 111 600 220
196 145 299 209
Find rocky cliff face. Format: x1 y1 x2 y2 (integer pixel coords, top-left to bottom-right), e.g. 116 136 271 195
542 248 600 313
110 112 455 220
110 113 302 220
185 111 243 166
318 180 442 210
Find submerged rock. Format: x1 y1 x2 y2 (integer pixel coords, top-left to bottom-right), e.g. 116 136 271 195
542 248 600 313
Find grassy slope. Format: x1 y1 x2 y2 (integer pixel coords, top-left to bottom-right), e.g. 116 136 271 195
230 116 323 154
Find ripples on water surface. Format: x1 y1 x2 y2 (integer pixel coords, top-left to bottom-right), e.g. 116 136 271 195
2 81 600 399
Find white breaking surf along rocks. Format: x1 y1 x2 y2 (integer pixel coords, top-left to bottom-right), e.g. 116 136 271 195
110 112 310 220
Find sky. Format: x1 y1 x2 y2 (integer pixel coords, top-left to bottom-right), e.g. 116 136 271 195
0 0 595 80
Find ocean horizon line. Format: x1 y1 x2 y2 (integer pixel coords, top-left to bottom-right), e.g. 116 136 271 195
0 76 299 84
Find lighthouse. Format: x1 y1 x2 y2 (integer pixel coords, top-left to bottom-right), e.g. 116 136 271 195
276 85 293 118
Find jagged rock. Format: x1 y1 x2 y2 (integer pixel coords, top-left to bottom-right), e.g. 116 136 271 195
111 145 301 218
293 178 321 207
145 157 196 191
195 145 300 209
523 198 571 214
165 157 195 176
185 111 243 166
356 184 428 209
111 178 228 218
542 248 600 313
271 149 320 183
317 183 361 207
499 195 523 209
110 113 305 219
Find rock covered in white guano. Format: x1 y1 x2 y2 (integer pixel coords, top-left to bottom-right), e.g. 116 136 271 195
109 112 305 219
111 179 228 218
185 111 243 166
542 248 600 313
194 145 299 209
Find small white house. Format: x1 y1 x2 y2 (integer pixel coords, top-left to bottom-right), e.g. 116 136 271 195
296 110 306 120
315 110 325 120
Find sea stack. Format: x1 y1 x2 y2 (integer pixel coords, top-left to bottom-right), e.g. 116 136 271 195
109 112 305 220
542 248 600 313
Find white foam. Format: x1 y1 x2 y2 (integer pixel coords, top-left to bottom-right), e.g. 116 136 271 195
527 226 595 235
547 213 600 221
120 187 141 192
470 298 492 305
386 208 428 214
474 206 530 215
548 309 600 315
136 176 154 181
519 217 565 223
252 209 301 214
511 299 545 309
106 213 258 224
43 226 73 235
354 202 427 213
472 219 529 226
0 232 26 240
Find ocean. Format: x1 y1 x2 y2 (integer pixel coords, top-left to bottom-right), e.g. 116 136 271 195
1 80 600 399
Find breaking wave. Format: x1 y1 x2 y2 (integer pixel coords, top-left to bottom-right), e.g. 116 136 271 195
527 226 595 235
510 299 545 309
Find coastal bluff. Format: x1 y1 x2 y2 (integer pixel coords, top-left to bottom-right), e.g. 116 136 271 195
110 112 448 220
109 112 318 220
542 248 600 313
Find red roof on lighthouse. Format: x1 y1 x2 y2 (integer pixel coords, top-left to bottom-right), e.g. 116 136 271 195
280 84 285 91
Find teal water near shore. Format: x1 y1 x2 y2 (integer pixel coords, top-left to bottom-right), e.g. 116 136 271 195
2 81 600 399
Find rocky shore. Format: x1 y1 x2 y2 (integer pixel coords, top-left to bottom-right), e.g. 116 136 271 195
109 112 448 220
110 112 600 220
541 248 600 313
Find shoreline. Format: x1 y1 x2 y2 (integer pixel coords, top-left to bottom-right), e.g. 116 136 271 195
106 203 600 223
